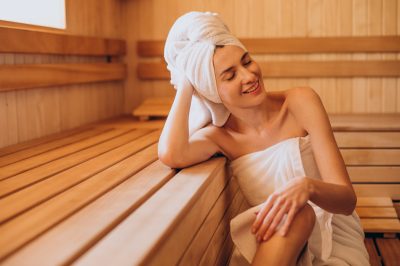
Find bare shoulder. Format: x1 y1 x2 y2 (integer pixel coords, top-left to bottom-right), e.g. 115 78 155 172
284 87 328 132
285 87 321 109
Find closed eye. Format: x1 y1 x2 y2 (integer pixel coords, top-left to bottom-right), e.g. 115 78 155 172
226 60 252 81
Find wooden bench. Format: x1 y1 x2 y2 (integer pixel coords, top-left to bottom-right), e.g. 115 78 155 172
0 116 398 266
0 117 246 265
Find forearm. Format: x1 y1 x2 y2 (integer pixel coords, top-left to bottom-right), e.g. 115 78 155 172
158 87 193 159
307 178 357 215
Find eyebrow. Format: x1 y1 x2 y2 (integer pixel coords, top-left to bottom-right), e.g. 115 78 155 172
219 52 249 77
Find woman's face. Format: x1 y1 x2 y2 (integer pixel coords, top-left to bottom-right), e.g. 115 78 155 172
213 45 266 109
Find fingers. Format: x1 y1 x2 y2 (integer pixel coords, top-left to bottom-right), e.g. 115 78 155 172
261 203 289 241
253 199 282 241
280 205 297 236
252 194 277 233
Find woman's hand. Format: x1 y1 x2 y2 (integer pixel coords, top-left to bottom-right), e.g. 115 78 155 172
251 177 313 242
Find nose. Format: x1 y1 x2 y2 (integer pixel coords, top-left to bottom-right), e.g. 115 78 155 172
239 66 257 85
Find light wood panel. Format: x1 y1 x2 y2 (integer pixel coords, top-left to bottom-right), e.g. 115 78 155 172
137 60 400 80
138 36 400 57
0 27 126 56
0 0 125 149
123 0 400 116
0 63 126 92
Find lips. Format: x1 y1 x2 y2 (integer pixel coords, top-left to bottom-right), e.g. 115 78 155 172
242 80 259 94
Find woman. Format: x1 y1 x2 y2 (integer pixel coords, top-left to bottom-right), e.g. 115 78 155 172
159 12 369 266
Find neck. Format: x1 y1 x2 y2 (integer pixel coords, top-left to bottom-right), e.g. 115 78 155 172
225 95 277 134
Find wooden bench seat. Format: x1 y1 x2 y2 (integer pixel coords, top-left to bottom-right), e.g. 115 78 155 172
0 116 399 265
0 117 244 265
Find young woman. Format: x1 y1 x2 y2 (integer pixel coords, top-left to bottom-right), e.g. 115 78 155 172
159 13 369 266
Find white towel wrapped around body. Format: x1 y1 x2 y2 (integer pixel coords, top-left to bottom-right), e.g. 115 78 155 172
164 11 247 134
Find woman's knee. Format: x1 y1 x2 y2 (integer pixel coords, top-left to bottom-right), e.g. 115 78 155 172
277 203 316 236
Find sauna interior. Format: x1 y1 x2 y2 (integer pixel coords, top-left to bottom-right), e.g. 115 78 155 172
0 0 399 265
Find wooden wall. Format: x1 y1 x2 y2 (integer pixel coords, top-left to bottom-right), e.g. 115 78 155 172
0 0 124 148
123 0 400 114
1 0 399 148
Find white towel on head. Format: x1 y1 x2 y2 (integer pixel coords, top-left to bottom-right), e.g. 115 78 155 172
164 11 247 135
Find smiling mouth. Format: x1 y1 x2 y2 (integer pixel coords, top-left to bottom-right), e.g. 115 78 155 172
242 80 260 94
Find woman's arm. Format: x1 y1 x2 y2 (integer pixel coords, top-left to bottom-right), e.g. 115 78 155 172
158 80 221 169
291 87 357 215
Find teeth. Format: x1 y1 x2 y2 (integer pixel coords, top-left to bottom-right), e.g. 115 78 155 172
244 82 258 94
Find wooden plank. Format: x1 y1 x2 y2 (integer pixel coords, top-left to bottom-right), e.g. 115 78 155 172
376 238 400 266
132 104 171 117
137 60 400 80
348 166 400 183
0 130 160 224
0 143 160 260
0 63 126 92
0 129 151 197
0 127 110 168
334 132 400 148
93 115 165 129
341 149 400 165
360 219 400 233
178 178 241 265
329 114 400 131
354 185 400 200
356 207 398 218
356 197 393 207
200 197 249 266
1 161 176 266
146 166 230 266
73 158 226 266
137 36 400 56
0 128 131 180
364 238 381 266
0 125 94 157
0 27 126 56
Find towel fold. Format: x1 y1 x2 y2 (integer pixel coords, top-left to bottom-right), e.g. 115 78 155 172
164 11 247 134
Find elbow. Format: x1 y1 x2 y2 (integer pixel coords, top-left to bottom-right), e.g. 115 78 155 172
344 189 357 215
158 147 185 169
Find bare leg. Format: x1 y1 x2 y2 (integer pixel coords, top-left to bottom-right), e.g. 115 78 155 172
251 204 316 266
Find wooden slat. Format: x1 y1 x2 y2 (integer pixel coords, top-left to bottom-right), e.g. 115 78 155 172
361 219 400 233
341 149 400 165
364 239 381 266
0 63 126 92
0 130 160 223
348 166 400 183
0 143 160 260
0 27 126 56
335 132 400 148
0 128 131 180
354 185 400 200
356 197 393 207
376 239 400 266
356 207 398 218
200 198 249 266
146 166 231 266
0 127 109 168
330 114 400 131
137 36 400 56
73 158 226 266
178 178 241 265
94 116 166 129
0 125 94 157
132 104 171 117
137 60 400 80
0 129 151 197
1 160 176 266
